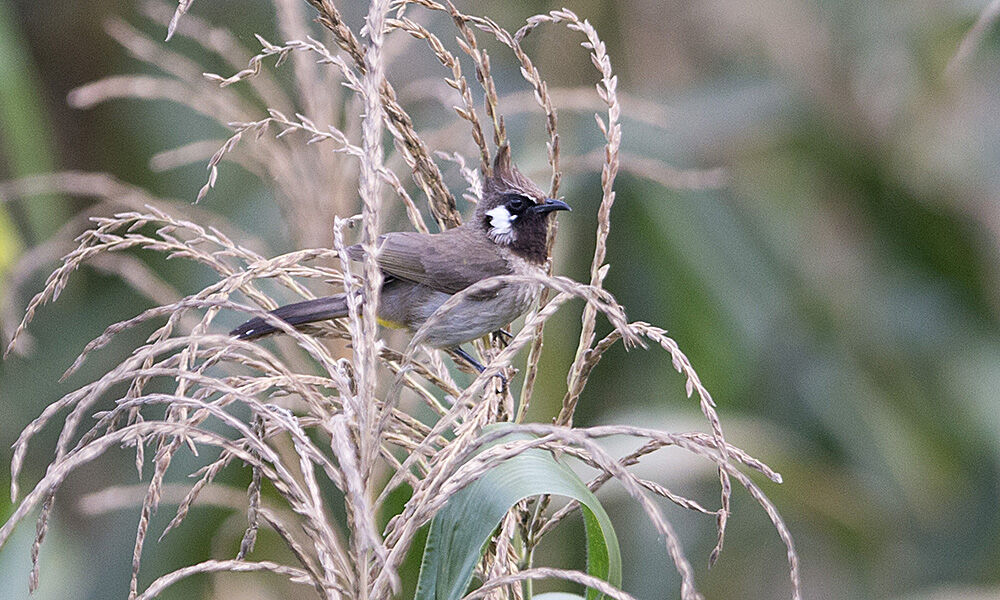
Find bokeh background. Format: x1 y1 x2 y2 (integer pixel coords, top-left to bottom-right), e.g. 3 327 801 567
2 1 1000 599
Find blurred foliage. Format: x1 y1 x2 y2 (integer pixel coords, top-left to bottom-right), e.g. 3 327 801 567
0 0 68 246
2 0 1000 599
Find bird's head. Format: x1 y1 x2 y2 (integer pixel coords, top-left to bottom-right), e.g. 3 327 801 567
476 145 571 263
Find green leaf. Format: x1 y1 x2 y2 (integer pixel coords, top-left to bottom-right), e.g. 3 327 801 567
414 425 621 600
533 594 588 600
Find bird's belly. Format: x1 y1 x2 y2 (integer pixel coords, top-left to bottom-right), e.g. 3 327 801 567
409 283 540 348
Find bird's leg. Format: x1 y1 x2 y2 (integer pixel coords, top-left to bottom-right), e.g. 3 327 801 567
453 346 507 391
492 329 514 344
452 346 485 372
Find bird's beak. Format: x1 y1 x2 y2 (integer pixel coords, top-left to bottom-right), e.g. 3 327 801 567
530 198 572 214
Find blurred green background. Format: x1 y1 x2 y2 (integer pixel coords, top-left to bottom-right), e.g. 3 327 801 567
2 0 1000 599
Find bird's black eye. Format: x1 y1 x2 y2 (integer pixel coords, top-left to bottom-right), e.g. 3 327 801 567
505 195 528 213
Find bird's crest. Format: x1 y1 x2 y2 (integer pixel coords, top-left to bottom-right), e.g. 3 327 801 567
482 144 545 203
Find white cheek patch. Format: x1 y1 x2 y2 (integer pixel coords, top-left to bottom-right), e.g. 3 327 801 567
487 206 515 233
486 206 517 243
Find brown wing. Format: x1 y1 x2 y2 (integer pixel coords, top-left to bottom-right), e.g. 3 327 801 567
346 226 511 295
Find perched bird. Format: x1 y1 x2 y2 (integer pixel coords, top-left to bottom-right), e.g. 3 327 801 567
231 145 570 373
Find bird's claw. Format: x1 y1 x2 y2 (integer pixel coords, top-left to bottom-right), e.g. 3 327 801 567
492 371 509 394
492 329 514 344
453 346 509 393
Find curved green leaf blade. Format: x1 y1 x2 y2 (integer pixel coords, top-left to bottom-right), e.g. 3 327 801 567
415 427 621 600
533 593 588 600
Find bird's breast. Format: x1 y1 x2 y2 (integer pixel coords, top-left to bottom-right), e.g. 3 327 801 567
411 279 541 348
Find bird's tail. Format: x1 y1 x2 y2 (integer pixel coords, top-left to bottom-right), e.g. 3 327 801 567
230 295 350 340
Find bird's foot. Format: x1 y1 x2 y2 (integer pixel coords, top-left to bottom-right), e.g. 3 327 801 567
453 347 508 392
492 329 514 344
